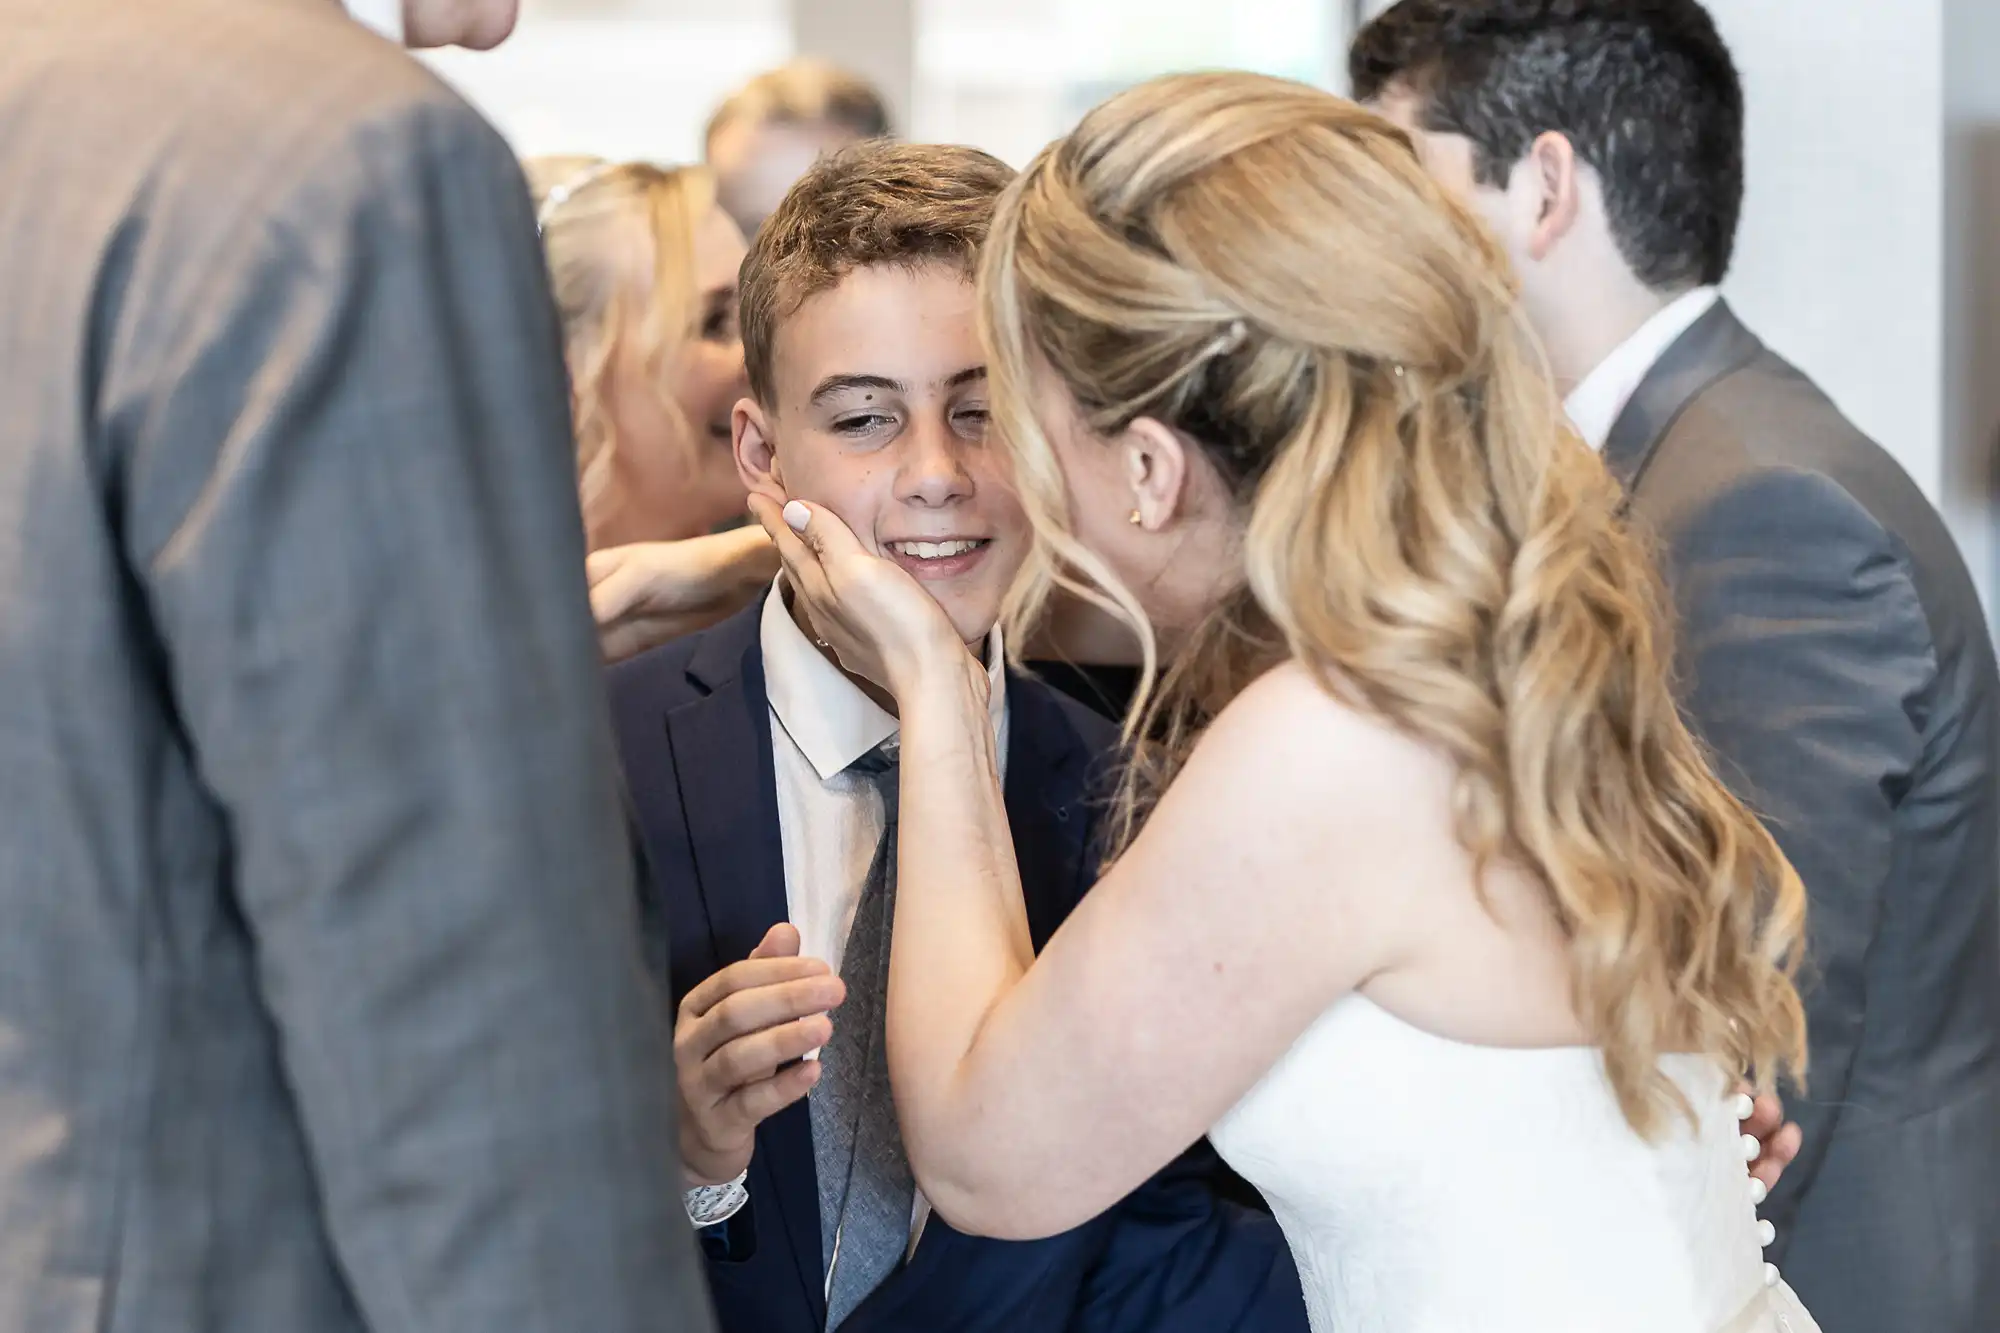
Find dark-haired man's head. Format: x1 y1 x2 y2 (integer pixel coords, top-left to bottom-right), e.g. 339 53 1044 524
1352 0 1743 385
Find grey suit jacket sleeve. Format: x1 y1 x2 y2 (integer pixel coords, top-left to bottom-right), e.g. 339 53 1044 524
107 97 712 1330
1668 467 1932 1236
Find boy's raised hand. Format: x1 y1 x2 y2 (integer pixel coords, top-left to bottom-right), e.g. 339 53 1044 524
675 922 844 1186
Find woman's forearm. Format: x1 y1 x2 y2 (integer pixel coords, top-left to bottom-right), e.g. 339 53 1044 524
886 653 1036 1209
712 523 781 593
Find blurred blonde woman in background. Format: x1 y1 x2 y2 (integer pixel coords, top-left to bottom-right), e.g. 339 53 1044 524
759 72 1818 1333
526 155 776 657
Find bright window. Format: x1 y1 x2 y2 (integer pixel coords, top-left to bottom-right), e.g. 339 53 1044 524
420 0 790 166
913 0 1343 166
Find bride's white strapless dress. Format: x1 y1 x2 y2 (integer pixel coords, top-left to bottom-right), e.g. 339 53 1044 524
1209 996 1822 1333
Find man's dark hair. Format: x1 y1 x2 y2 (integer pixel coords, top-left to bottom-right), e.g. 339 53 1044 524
1351 0 1743 290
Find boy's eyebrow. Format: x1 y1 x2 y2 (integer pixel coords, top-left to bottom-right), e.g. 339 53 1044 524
809 374 904 404
807 366 986 406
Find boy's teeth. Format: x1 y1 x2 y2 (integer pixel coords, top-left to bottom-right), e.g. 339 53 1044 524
895 540 979 560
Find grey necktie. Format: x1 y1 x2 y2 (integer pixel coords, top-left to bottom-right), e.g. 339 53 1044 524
811 746 916 1330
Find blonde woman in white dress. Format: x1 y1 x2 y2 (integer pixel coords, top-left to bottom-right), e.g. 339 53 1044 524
757 72 1821 1333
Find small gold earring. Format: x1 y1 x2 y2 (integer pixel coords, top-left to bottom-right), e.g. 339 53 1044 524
1128 509 1143 527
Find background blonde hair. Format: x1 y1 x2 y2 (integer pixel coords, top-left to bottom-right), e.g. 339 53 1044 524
524 155 717 540
980 71 1807 1135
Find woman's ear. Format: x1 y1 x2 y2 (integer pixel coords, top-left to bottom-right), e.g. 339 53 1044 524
1119 417 1192 531
734 398 784 500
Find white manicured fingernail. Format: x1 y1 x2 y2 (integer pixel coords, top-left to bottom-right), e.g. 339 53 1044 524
1732 1093 1756 1120
783 500 811 532
1741 1133 1761 1162
1749 1177 1768 1205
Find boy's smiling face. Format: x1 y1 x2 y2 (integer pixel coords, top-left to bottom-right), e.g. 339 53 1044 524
734 261 1029 647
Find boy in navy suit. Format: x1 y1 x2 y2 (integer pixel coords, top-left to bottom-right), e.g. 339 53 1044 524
608 141 1306 1333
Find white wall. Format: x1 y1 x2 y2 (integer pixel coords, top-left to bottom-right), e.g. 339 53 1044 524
913 0 1340 167
1710 1 1946 494
425 0 1341 175
419 1 789 166
1706 0 2000 619
798 0 913 136
1945 0 2000 617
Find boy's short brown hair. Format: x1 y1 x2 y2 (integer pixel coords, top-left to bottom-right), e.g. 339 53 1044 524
739 140 1015 404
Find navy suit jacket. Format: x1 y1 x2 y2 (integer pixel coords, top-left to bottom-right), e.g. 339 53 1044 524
608 602 1306 1333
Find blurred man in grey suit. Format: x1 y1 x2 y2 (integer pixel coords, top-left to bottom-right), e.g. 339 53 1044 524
0 1 713 1330
1357 3 2000 1331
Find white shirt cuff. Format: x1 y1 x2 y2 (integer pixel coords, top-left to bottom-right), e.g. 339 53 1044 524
684 1170 750 1228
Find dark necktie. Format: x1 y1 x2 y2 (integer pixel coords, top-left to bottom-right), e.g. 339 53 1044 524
809 745 916 1329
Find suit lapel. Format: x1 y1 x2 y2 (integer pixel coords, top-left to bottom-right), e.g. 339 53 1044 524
1601 298 1768 497
648 657 1098 1327
842 677 1099 1330
666 611 790 971
660 604 828 1322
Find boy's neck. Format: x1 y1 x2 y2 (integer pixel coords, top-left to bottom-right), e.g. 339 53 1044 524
783 585 984 716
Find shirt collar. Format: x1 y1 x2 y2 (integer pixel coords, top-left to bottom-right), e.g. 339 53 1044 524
1563 286 1720 450
760 578 1008 782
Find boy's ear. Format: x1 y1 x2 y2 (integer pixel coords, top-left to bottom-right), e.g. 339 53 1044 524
734 398 786 500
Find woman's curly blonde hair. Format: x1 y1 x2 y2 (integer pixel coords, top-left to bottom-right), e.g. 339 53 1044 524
981 72 1807 1135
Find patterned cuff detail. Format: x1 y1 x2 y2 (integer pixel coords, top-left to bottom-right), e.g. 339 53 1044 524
684 1171 750 1228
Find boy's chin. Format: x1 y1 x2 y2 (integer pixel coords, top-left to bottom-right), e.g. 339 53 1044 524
935 598 1004 653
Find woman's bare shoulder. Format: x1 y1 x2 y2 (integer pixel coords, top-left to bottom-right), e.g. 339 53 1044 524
1195 660 1448 788
1152 659 1458 877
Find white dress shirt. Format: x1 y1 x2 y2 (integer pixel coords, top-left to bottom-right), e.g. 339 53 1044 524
1563 286 1720 450
737 582 1010 1249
